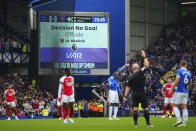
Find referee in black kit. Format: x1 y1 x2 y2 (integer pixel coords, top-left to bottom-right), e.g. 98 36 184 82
123 50 154 128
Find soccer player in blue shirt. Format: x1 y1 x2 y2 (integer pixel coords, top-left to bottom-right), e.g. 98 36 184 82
169 60 192 127
108 72 122 120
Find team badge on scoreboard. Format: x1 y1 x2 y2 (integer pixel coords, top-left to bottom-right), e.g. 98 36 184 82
60 38 64 43
60 16 66 22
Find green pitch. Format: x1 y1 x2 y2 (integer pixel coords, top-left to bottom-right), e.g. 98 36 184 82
0 117 196 131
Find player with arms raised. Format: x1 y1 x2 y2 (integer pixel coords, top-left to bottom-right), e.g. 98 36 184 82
4 84 19 120
58 69 75 124
161 77 174 118
169 60 192 127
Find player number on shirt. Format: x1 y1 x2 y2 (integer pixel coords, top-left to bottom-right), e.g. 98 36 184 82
184 75 189 84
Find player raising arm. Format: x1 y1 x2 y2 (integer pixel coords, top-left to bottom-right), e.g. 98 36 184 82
123 50 153 128
4 84 19 120
168 60 192 127
58 69 75 124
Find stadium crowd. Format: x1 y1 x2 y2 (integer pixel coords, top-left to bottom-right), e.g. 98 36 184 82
0 73 105 117
0 31 29 53
0 73 56 117
97 20 196 111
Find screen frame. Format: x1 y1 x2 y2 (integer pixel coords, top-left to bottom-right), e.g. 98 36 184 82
38 11 110 76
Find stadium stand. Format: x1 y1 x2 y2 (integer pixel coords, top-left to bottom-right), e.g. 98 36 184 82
0 73 56 117
0 29 29 53
96 19 196 112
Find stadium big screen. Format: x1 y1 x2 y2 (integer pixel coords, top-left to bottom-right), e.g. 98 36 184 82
38 12 110 75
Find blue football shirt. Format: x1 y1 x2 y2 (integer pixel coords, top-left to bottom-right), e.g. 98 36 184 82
176 68 192 93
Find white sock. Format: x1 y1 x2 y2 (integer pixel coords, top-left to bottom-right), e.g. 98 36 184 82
109 106 113 118
182 108 188 124
113 106 118 117
173 106 181 122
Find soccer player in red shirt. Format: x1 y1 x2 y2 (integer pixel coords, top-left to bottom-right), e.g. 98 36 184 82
58 69 75 124
4 84 19 120
161 77 174 118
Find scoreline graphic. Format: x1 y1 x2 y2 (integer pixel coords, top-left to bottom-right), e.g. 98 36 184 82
38 12 110 75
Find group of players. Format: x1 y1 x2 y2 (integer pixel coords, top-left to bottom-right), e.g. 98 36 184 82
108 50 192 128
3 50 192 128
3 69 75 124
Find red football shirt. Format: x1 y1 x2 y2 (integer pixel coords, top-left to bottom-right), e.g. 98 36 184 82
163 83 173 98
62 76 74 96
5 89 15 102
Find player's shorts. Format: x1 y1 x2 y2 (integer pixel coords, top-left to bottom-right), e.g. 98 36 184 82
164 97 174 104
7 101 16 107
108 90 119 104
173 92 188 104
170 96 175 103
62 94 75 103
57 100 62 106
132 93 148 108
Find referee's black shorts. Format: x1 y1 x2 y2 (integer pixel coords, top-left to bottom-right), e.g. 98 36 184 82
132 93 148 108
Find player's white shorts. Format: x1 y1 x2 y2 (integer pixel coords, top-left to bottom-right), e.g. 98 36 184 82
164 97 174 104
7 101 16 107
57 100 62 106
108 90 119 104
62 94 75 103
173 92 188 104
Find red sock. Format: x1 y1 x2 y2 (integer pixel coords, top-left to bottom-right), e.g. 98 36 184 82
13 107 17 116
69 109 74 118
8 108 11 117
169 106 173 116
163 107 167 115
62 108 68 120
58 107 62 118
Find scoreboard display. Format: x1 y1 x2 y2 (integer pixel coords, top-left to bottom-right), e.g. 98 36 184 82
38 12 110 75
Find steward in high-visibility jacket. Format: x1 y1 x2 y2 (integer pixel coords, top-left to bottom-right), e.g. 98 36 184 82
79 101 85 117
73 103 78 111
98 104 104 112
89 101 94 117
93 103 98 117
32 79 36 88
79 101 84 110
40 109 49 116
138 103 142 111
98 103 104 117
73 103 78 117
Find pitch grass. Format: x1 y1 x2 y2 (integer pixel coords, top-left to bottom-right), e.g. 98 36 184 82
0 117 196 131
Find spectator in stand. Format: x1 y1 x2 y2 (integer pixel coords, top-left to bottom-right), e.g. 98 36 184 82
46 103 51 115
